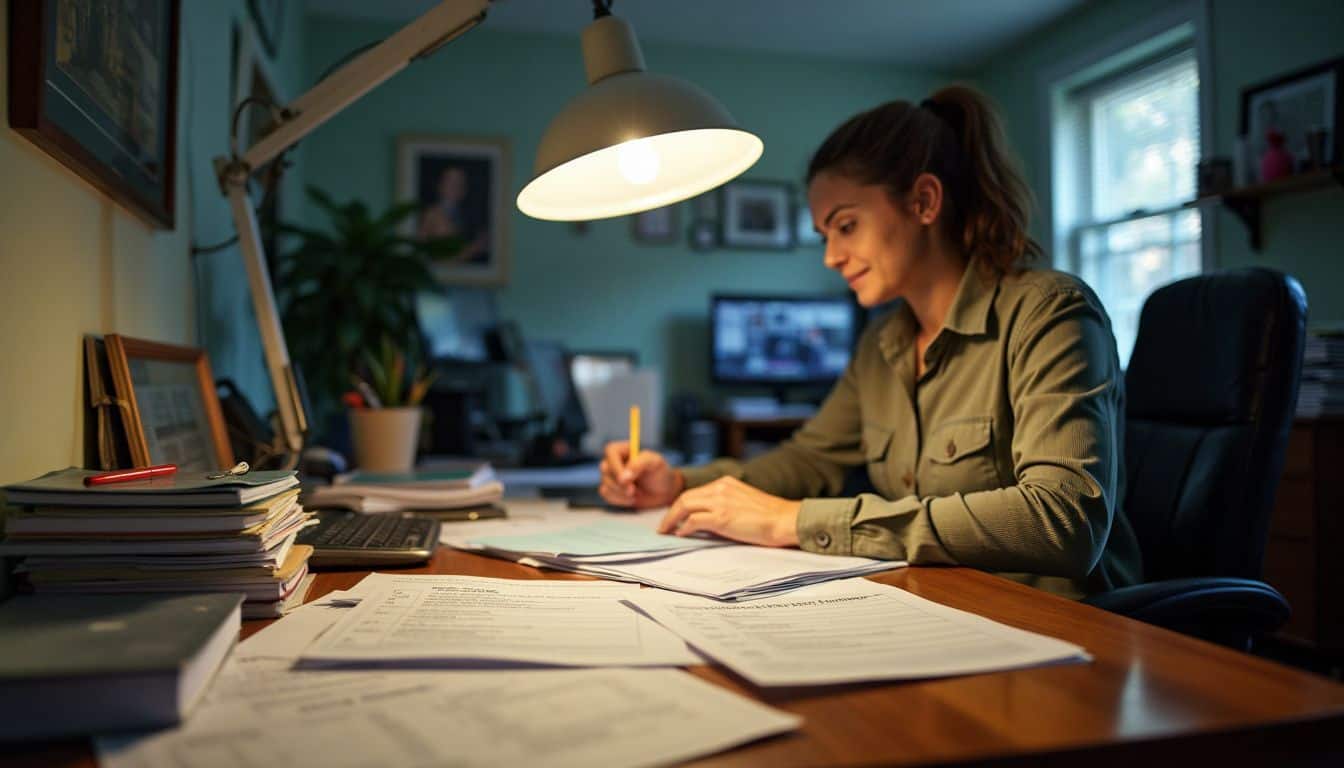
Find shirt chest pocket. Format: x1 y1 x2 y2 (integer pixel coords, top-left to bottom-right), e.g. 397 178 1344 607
921 417 999 496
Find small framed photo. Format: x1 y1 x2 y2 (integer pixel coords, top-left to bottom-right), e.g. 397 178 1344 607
397 135 511 285
631 204 679 244
1240 57 1343 177
104 335 234 472
688 219 718 251
720 180 794 250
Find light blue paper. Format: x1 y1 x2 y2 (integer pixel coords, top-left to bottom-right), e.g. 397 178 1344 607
470 520 722 557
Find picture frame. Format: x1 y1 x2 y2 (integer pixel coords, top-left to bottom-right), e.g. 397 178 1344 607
8 0 181 228
397 135 512 286
104 335 234 472
631 204 679 244
719 180 794 250
1240 57 1343 178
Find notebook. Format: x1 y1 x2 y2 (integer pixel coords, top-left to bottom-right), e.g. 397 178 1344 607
0 592 241 740
2 467 298 507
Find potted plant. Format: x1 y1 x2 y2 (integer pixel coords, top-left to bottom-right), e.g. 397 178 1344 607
346 339 437 472
276 187 461 440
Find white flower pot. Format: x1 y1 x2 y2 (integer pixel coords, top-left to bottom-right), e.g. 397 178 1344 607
349 407 423 472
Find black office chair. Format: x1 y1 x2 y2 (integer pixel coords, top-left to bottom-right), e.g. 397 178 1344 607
1083 268 1307 649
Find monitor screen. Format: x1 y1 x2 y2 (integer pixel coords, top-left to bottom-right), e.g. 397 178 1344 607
711 295 857 385
416 287 498 362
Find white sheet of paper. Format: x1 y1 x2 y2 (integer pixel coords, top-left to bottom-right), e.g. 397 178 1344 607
98 665 800 768
300 573 699 667
538 544 904 600
628 577 1089 686
234 590 359 661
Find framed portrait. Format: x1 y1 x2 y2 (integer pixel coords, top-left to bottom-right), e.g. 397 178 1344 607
720 180 794 250
397 135 511 286
8 0 181 228
631 204 679 244
1241 57 1343 178
104 335 234 472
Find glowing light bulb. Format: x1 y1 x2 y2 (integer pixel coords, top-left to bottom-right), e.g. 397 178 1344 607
617 138 660 185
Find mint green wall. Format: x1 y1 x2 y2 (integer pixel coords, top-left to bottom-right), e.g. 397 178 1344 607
981 0 1344 325
301 15 950 404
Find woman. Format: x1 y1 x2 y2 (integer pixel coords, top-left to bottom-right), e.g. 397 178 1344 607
598 86 1141 598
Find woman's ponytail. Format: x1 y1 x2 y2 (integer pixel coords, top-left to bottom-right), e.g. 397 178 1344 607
807 84 1042 273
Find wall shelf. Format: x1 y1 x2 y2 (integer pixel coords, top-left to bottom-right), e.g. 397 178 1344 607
1186 166 1344 252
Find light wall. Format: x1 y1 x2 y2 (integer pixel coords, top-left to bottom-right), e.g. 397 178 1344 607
0 1 306 485
980 0 1344 324
301 15 951 405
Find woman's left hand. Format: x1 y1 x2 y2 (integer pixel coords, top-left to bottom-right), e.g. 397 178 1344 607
658 477 802 547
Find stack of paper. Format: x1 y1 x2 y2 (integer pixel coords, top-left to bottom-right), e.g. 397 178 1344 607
448 511 904 600
306 463 503 513
0 468 314 618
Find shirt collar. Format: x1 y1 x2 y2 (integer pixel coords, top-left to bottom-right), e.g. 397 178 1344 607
875 258 998 364
940 257 998 337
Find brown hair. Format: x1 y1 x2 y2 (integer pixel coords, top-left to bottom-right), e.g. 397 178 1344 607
806 84 1042 273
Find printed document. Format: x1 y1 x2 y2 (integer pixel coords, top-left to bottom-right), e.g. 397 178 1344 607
469 518 725 558
98 661 800 768
299 573 698 667
537 544 904 600
628 578 1089 686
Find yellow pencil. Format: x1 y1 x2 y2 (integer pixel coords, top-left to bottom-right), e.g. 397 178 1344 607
629 405 641 461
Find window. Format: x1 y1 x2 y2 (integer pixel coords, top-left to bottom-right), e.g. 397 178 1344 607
1053 48 1202 367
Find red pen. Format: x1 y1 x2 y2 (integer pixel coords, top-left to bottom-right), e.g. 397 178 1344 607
84 464 178 486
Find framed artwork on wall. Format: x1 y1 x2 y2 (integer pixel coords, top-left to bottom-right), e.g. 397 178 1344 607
1240 57 1343 178
719 180 794 250
631 204 679 244
104 335 234 472
397 135 511 286
8 0 181 228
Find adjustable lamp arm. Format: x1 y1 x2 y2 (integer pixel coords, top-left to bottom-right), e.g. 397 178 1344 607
214 0 490 458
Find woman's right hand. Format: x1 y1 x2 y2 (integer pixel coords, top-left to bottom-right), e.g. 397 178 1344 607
598 441 684 509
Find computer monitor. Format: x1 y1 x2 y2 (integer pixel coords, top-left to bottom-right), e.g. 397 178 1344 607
415 287 499 362
711 294 857 387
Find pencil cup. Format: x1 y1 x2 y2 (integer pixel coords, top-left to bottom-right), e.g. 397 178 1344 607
349 407 423 472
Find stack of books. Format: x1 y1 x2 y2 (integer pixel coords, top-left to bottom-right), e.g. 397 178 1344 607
0 468 314 618
1299 330 1344 418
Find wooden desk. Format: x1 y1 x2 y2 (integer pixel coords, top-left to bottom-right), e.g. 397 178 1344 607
16 551 1344 767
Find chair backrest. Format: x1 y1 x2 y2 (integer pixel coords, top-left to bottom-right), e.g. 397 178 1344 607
1123 268 1307 582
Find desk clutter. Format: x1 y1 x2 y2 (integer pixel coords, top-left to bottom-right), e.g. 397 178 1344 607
0 467 315 619
1 477 1088 764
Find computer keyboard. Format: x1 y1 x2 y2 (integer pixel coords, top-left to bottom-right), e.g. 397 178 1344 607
296 510 439 567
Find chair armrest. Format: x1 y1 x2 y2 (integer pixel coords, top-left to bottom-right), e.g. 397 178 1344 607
1083 577 1290 639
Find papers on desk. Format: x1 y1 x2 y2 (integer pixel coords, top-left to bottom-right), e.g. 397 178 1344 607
305 480 504 513
98 660 800 768
627 578 1090 687
298 573 699 668
443 503 905 600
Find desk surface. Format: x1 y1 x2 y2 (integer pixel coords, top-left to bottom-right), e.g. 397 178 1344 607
18 549 1344 767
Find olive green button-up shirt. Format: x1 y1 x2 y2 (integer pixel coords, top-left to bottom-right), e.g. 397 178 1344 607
681 261 1143 599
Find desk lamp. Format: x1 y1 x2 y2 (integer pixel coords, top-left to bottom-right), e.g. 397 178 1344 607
216 0 762 463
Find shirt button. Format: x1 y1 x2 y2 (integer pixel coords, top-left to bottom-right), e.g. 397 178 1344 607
815 531 832 548
901 471 914 488
945 440 957 458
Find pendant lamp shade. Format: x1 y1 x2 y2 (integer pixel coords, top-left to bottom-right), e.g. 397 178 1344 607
516 15 762 221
